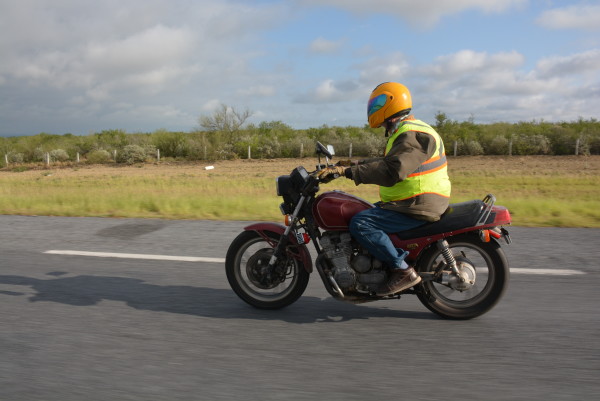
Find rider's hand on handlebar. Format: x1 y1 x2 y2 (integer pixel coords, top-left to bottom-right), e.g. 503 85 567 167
335 159 354 167
316 165 346 181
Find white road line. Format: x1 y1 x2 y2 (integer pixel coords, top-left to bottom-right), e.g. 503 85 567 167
44 250 225 263
510 268 585 275
43 250 586 275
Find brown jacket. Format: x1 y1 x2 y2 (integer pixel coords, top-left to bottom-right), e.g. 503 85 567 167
349 123 450 222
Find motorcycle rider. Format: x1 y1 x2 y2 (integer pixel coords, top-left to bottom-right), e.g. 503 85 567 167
317 82 451 295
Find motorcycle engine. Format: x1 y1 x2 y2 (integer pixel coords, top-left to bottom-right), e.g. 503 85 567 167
320 231 387 292
320 232 354 289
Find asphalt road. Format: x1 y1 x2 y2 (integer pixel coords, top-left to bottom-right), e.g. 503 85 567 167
0 215 598 401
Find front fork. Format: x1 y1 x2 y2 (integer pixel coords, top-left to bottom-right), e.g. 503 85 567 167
267 195 307 269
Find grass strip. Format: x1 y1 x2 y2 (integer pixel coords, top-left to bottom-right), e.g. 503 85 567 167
1 157 599 227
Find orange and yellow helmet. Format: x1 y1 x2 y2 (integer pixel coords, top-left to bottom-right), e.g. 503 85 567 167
367 82 412 128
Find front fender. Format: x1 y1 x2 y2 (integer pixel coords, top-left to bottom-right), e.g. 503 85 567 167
244 223 313 273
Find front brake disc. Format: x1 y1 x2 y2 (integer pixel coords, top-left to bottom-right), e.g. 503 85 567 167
246 248 278 289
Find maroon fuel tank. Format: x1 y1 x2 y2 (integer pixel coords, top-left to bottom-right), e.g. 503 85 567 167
312 191 374 230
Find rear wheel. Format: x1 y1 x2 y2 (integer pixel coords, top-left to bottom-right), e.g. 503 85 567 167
225 230 309 309
416 235 509 319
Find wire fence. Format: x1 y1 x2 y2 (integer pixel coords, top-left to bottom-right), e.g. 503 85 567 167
2 136 593 169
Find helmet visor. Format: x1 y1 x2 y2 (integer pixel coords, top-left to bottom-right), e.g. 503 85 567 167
367 94 387 117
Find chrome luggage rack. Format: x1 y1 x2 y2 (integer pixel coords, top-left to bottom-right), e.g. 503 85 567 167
476 194 496 226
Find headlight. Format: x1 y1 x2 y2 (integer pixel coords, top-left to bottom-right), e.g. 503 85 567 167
276 175 291 196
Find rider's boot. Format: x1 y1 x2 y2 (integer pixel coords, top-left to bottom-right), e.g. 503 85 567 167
377 267 421 296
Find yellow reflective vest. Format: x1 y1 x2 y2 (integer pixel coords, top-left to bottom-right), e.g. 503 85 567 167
379 119 451 203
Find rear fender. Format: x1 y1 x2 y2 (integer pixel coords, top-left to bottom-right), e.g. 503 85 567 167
244 223 313 273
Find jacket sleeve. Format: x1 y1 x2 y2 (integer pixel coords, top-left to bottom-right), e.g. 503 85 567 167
350 131 437 187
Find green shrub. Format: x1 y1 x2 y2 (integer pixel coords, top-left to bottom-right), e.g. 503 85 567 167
116 145 147 164
215 143 238 160
94 129 128 149
7 151 24 163
465 140 484 155
350 135 385 157
50 149 70 162
1 116 599 160
513 134 551 155
86 149 111 164
453 139 484 156
32 147 45 162
487 136 509 155
151 130 189 158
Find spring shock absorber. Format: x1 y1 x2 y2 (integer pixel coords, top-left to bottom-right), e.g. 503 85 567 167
437 239 461 277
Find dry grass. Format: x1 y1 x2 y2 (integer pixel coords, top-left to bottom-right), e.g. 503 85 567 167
1 155 600 226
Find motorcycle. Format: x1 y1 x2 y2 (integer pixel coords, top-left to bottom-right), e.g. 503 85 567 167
225 142 512 319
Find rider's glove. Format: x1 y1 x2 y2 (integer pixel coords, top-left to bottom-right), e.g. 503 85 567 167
336 159 355 167
316 165 348 181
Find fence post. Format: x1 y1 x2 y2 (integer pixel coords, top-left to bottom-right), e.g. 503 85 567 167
508 140 513 156
248 146 251 160
300 143 304 158
157 149 160 162
349 143 353 158
4 154 8 166
45 152 50 167
453 141 458 157
575 138 580 156
76 152 80 163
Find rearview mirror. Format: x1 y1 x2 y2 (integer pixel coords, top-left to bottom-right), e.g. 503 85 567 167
315 141 335 159
315 141 330 158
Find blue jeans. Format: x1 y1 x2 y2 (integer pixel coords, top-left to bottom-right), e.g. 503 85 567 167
349 206 426 269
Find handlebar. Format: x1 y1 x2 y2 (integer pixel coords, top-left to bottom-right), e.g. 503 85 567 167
310 168 341 184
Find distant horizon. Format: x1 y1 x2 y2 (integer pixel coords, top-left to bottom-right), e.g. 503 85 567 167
2 115 599 140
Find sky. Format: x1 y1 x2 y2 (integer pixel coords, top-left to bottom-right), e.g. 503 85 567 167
0 0 599 136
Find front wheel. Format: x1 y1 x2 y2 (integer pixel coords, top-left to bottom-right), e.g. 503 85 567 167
416 235 509 319
225 230 310 309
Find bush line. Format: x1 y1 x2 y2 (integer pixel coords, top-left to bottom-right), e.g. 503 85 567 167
2 115 599 167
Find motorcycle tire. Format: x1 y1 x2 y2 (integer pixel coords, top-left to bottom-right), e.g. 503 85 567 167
415 234 509 320
225 230 310 309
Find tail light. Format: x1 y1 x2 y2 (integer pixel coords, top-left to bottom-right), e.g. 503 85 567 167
480 229 491 242
480 229 503 242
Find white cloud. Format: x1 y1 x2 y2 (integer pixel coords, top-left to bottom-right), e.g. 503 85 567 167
237 85 277 97
300 48 599 124
423 50 525 78
309 37 344 54
356 52 411 86
295 79 362 104
0 0 288 134
295 79 340 103
84 25 194 76
0 0 598 135
536 5 600 31
315 80 339 100
202 99 223 112
414 49 599 122
298 0 526 28
536 49 600 78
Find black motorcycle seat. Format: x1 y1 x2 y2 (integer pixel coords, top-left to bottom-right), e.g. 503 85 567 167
395 200 486 240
